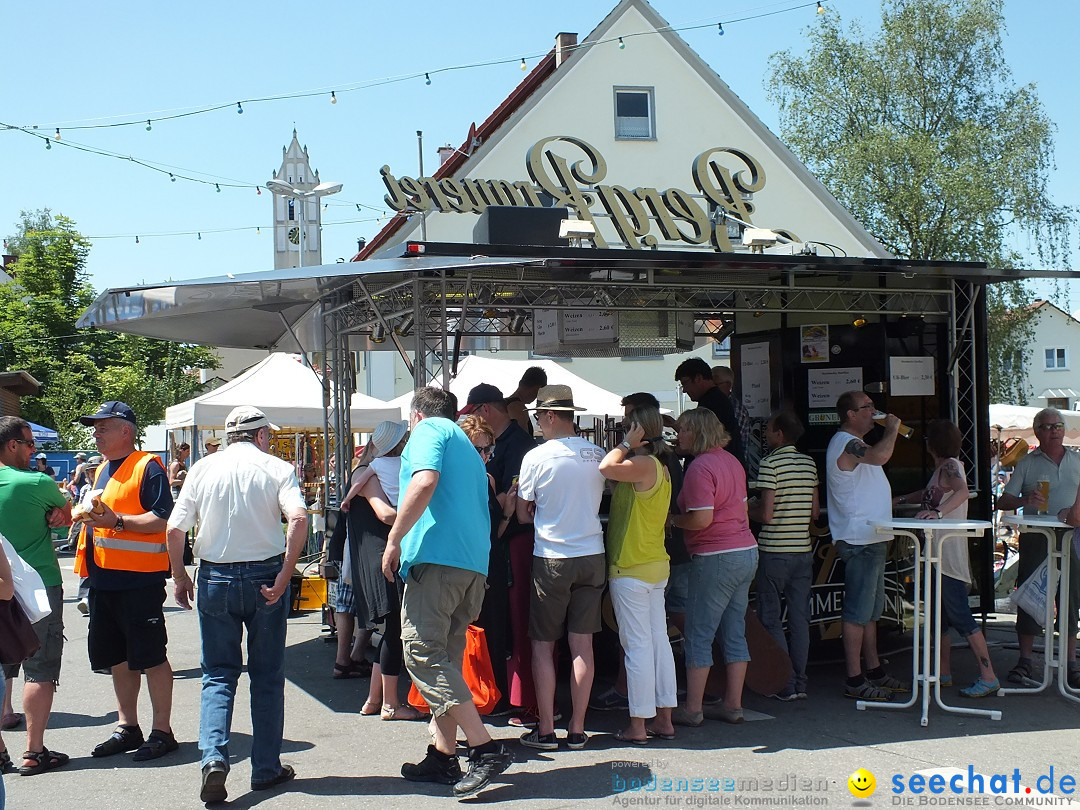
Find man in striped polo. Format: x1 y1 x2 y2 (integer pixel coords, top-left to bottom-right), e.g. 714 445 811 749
749 410 818 701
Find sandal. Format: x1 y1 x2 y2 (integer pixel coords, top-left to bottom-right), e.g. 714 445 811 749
360 700 381 716
959 678 1000 698
0 748 12 773
614 730 648 746
1007 659 1034 685
132 729 179 762
381 703 422 721
333 660 371 680
843 681 891 702
19 747 70 776
1 712 24 730
92 725 144 758
645 728 675 741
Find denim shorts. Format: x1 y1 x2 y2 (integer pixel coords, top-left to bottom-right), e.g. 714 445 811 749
836 540 887 625
684 547 759 669
934 574 977 637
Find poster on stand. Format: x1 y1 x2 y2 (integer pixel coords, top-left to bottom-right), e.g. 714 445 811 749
890 356 935 396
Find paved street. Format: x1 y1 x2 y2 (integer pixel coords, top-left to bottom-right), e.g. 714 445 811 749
4 558 1080 809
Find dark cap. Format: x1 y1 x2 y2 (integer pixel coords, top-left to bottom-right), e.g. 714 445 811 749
79 401 137 427
458 383 504 416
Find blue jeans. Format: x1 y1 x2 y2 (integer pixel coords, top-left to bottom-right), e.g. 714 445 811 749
836 540 887 625
684 547 759 669
756 551 813 693
197 559 289 783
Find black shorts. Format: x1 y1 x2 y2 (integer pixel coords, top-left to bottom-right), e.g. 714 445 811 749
88 584 169 671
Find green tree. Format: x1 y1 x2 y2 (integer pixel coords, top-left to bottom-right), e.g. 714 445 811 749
768 0 1074 402
1 210 219 445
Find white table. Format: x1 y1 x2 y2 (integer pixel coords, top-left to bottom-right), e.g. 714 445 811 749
860 518 1000 726
1000 514 1080 704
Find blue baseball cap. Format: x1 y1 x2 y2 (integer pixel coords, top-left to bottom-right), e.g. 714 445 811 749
78 401 137 426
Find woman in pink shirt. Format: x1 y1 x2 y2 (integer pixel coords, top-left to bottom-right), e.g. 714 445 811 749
670 408 758 727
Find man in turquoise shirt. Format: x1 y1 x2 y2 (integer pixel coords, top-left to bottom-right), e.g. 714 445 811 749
382 387 510 799
0 416 72 775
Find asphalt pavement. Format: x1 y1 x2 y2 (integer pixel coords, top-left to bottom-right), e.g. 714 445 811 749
3 558 1080 810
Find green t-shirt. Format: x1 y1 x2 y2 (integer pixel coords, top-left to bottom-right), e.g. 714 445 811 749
0 466 67 586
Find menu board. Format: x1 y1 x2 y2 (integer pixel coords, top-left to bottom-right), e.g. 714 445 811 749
740 341 772 418
890 356 935 396
807 367 863 409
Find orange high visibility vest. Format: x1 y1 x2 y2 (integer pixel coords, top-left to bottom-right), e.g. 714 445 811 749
74 451 169 576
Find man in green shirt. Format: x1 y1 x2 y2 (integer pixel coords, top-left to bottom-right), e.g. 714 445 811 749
0 416 71 775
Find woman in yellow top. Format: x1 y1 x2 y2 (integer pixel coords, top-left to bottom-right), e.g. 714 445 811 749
599 405 676 744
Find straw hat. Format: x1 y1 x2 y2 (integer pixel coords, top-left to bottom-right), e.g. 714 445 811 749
527 384 585 412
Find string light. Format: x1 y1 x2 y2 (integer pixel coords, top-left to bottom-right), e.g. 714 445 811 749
618 37 625 49
236 102 243 114
817 1 825 13
169 173 176 182
215 183 221 192
424 73 431 85
146 120 152 131
45 139 51 150
197 232 202 240
520 58 527 71
717 22 725 35
330 91 337 104
256 227 260 234
135 236 139 244
256 186 262 195
54 128 62 141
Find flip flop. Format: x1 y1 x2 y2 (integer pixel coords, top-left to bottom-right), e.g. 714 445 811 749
614 731 648 746
645 728 675 740
1 713 24 730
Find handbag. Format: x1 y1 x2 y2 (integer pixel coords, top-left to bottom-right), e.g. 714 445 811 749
0 598 41 666
1011 557 1053 621
408 625 502 715
2 534 51 624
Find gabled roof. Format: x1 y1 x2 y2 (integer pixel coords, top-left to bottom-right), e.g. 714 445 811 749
1029 298 1080 326
353 0 890 261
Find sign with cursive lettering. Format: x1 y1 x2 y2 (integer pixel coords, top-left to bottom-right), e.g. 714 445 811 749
379 136 796 252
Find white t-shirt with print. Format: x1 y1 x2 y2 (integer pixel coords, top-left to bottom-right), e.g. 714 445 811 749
518 436 605 559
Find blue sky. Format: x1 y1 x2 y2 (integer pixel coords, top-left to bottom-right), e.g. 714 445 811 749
2 1 1076 305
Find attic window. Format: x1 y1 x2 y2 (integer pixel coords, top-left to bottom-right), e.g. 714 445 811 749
614 87 655 140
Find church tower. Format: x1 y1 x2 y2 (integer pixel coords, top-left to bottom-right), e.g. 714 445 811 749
269 130 323 269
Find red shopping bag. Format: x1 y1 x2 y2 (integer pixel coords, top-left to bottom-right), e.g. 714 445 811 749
408 625 501 715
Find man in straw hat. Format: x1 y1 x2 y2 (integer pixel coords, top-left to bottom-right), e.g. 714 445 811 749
382 387 512 798
167 405 308 803
515 384 606 751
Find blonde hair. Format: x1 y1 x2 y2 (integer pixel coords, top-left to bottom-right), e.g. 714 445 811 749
676 407 730 455
459 414 495 445
625 405 672 462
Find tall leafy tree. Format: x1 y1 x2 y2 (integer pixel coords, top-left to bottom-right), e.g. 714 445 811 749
768 0 1074 402
1 210 218 445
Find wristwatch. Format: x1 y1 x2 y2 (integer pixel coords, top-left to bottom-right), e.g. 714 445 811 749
618 441 632 452
114 514 126 532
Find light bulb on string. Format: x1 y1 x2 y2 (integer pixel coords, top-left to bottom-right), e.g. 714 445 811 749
256 227 260 235
618 37 625 49
197 232 202 241
236 102 243 114
169 173 176 182
424 73 431 85
817 1 825 13
330 91 337 104
215 184 221 193
520 58 527 71
146 120 152 131
54 128 61 141
717 23 725 35
256 187 262 196
45 139 51 150
135 236 140 244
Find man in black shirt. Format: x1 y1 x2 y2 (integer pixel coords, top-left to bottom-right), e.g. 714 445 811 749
673 357 745 467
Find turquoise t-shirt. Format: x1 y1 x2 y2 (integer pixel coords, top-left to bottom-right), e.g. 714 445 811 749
398 417 490 579
0 466 68 586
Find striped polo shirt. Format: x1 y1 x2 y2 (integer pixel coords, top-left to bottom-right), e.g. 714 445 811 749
756 445 818 553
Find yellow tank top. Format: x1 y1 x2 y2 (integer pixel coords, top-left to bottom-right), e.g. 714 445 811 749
607 455 671 584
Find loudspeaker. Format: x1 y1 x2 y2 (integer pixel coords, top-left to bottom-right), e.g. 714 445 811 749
473 206 568 247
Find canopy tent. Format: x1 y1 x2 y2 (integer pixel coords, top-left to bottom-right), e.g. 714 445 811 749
28 421 59 442
989 403 1080 445
387 355 629 419
165 352 399 431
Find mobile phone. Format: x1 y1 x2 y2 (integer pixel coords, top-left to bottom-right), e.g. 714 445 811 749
511 475 519 486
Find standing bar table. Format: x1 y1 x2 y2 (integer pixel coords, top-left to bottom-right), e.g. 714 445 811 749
859 518 1000 726
1000 514 1080 704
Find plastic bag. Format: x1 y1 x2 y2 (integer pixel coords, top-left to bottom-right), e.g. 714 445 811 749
1 533 51 624
1011 557 1053 621
408 625 501 715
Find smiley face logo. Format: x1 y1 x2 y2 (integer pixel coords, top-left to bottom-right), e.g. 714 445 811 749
848 768 876 798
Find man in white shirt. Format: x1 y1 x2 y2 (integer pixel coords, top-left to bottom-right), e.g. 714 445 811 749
826 391 908 702
166 406 308 805
515 385 606 751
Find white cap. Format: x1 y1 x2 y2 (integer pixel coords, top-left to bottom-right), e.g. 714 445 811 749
224 406 280 434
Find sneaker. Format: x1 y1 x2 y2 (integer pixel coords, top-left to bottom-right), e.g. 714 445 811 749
795 692 809 701
565 732 588 750
401 745 462 785
519 728 558 750
453 743 512 798
868 672 910 693
251 764 295 791
704 705 744 724
76 599 89 616
199 761 228 804
768 687 798 702
588 688 628 711
844 680 891 701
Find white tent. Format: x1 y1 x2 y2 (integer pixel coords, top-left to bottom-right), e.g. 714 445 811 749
166 353 400 431
989 403 1080 445
388 355 628 419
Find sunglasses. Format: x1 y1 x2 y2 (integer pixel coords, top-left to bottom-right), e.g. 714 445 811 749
13 438 36 449
1035 422 1065 431
474 444 494 458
